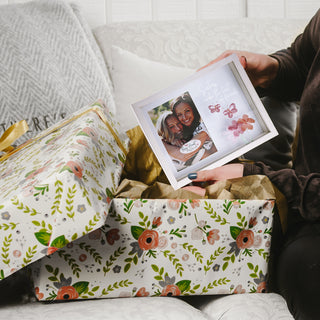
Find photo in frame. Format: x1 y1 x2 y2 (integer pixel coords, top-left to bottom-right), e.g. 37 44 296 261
132 54 278 190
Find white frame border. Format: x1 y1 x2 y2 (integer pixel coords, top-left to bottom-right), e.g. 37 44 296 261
132 54 278 190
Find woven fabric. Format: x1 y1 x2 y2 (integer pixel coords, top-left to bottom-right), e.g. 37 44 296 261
0 0 115 145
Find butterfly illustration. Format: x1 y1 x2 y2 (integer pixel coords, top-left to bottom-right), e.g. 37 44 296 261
208 104 221 113
223 103 237 118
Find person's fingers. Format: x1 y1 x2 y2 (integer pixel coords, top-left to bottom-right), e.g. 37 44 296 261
239 55 248 69
188 164 244 182
197 50 248 72
183 185 206 197
188 169 216 182
197 51 233 71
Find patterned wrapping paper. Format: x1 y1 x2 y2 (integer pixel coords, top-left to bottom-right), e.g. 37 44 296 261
0 101 129 280
32 197 274 301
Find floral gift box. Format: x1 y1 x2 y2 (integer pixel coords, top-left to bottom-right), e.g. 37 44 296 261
0 100 129 281
31 197 274 301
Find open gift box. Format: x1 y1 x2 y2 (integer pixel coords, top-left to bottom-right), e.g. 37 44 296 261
0 100 278 301
32 196 275 300
0 100 129 281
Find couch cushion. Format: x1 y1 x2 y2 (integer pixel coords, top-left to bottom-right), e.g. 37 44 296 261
243 97 299 170
0 296 211 320
110 45 194 131
0 0 115 145
198 293 294 319
94 19 307 70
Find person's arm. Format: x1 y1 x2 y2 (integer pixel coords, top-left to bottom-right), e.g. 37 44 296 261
199 10 320 101
199 51 279 89
163 131 213 162
262 9 320 101
186 162 320 222
244 161 320 222
162 140 198 162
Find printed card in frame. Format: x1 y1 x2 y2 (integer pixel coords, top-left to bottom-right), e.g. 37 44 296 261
132 54 278 190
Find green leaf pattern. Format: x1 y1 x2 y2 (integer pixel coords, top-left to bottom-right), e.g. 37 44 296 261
32 198 275 300
0 103 129 280
0 103 274 299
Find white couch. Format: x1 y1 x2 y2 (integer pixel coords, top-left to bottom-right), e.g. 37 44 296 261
0 0 309 318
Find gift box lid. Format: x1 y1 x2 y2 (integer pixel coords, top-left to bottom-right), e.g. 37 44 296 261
0 100 129 280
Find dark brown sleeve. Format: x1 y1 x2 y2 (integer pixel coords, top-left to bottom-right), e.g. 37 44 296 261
244 162 320 222
258 9 320 101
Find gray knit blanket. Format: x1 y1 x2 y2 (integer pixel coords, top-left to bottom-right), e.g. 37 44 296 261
0 0 114 144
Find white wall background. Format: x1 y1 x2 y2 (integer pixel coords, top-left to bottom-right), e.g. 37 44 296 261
0 0 318 28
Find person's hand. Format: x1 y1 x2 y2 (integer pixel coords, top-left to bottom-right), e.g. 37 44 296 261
172 138 184 147
198 50 279 89
192 131 210 146
183 163 244 196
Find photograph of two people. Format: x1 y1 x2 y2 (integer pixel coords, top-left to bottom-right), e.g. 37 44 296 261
152 91 217 172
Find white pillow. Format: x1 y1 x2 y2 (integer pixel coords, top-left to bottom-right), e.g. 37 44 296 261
110 45 194 131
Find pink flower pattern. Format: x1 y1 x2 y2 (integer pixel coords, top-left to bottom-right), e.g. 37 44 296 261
228 114 255 136
207 229 220 245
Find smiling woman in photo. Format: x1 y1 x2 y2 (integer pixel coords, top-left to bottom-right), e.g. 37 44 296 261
170 92 203 141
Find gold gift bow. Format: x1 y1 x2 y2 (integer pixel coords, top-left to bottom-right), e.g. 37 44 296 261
0 120 29 154
0 104 127 162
